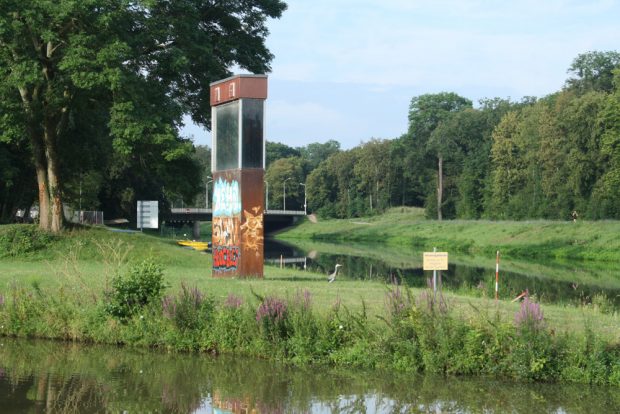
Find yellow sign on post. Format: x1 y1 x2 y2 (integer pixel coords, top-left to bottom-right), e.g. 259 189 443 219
423 252 448 270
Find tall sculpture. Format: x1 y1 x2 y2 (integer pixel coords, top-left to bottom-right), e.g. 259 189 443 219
210 75 266 277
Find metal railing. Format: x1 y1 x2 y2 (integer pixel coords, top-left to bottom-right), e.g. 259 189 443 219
68 210 104 225
263 209 306 216
170 208 212 214
170 208 305 216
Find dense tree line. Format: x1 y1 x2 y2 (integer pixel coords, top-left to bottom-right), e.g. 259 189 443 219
269 51 619 221
3 33 618 224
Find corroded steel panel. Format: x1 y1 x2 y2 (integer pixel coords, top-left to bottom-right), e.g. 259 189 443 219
238 168 264 277
211 169 264 278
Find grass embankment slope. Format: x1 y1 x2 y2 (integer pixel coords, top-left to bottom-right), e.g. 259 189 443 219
278 207 620 262
0 224 619 384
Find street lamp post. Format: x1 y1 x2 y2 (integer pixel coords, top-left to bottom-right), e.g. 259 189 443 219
283 177 291 211
264 180 269 211
206 176 213 209
299 183 306 214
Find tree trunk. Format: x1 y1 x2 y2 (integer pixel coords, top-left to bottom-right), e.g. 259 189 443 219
19 85 53 230
43 117 64 232
437 155 443 221
31 132 51 230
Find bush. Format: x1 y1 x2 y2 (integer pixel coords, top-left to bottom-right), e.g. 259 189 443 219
162 284 214 332
256 296 289 342
514 294 545 332
0 224 55 257
591 292 615 315
104 259 167 320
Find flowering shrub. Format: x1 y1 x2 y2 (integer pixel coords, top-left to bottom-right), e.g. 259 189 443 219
256 297 288 341
416 278 448 314
514 294 545 332
294 289 312 311
224 293 244 309
385 284 411 322
162 295 176 319
256 297 287 323
161 284 213 331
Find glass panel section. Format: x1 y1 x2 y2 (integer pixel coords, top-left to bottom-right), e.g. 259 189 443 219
215 101 239 171
242 99 264 168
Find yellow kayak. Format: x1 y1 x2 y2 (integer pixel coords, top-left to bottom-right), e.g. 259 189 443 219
176 240 211 251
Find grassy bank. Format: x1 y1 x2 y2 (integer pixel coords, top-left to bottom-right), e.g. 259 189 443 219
277 207 620 261
0 224 619 385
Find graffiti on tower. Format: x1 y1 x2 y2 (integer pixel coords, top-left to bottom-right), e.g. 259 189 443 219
240 206 264 256
212 177 241 271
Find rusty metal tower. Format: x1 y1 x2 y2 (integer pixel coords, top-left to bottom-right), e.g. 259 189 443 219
210 75 267 277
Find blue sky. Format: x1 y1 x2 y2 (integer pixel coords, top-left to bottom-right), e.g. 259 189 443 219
183 0 620 149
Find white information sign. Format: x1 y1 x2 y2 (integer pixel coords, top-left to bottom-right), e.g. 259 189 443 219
137 200 159 229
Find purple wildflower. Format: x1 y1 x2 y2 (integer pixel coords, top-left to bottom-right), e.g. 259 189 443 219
162 295 176 319
0 293 4 308
181 283 203 308
295 288 312 310
514 293 544 331
256 297 288 323
385 285 409 318
224 293 244 309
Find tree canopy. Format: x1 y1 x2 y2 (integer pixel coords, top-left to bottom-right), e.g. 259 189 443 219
0 0 286 231
296 51 620 221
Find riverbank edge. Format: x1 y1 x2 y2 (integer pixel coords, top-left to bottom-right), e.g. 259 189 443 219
1 279 619 387
275 212 620 262
0 224 618 386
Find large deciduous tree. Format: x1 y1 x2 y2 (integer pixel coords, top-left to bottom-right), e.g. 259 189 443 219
406 92 472 219
0 0 286 232
566 51 620 95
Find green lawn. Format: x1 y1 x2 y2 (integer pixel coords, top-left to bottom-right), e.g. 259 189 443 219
0 224 618 341
278 207 620 261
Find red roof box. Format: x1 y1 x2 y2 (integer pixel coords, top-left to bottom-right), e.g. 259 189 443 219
210 74 268 106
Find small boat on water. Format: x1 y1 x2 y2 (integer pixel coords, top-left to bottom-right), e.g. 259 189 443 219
176 240 211 251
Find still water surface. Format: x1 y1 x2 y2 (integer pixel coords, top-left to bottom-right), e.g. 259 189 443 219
265 239 620 309
1 338 619 413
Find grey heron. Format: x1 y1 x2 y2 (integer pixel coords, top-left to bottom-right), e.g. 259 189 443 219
328 264 342 283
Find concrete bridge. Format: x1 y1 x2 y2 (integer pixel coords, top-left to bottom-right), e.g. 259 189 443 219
163 207 306 239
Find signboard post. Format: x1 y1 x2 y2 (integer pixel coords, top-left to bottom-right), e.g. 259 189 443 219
137 201 159 230
423 249 448 296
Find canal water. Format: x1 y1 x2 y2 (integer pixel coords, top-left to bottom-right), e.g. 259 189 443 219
265 239 620 309
1 338 618 413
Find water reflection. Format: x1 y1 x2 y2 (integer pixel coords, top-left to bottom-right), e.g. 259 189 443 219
265 239 620 308
1 339 619 413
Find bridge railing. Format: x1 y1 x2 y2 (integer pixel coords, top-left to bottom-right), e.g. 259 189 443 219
170 208 305 216
170 208 212 214
265 257 307 265
264 209 306 216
